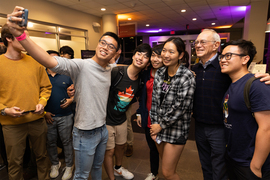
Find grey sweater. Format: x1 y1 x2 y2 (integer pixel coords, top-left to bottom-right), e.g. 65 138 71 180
52 57 114 130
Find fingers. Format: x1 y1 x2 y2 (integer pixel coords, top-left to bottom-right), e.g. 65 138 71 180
136 120 141 127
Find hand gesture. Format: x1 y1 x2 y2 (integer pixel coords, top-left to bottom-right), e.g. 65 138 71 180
44 112 55 124
7 6 26 37
60 98 73 109
34 104 44 114
136 115 142 127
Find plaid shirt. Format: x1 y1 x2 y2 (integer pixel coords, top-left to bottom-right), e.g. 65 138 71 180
150 65 196 144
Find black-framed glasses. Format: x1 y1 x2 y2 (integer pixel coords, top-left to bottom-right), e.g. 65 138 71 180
99 40 116 51
219 53 247 61
194 40 216 46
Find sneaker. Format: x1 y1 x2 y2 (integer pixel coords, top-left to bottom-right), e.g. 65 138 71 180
50 162 61 178
114 166 134 179
62 166 73 180
126 144 133 157
145 173 158 180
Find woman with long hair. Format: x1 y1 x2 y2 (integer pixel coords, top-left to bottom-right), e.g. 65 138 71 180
150 37 196 180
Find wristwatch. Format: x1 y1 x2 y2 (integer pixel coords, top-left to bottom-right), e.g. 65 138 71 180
1 108 6 116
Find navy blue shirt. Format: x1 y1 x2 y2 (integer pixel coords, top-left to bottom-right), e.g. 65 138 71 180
223 73 270 171
192 54 231 125
45 72 73 117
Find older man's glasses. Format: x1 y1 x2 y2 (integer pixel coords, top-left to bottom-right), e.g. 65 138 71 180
99 40 116 51
194 40 215 46
219 53 247 61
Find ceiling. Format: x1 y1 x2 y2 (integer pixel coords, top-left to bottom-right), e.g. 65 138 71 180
45 0 255 34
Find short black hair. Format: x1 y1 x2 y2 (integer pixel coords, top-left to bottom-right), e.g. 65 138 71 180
100 32 121 51
47 50 60 56
1 24 14 47
223 39 257 67
60 46 74 59
152 44 163 55
133 43 152 58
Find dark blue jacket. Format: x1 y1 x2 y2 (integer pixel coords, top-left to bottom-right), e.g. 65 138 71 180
136 68 151 129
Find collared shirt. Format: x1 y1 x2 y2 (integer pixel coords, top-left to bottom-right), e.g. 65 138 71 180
199 53 218 69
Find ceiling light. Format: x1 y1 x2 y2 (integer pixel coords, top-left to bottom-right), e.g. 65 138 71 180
192 18 197 21
211 23 216 25
101 8 106 11
146 24 150 27
128 18 131 20
215 25 232 29
181 9 186 12
159 29 162 31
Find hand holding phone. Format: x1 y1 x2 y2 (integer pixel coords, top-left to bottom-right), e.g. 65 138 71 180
60 98 67 105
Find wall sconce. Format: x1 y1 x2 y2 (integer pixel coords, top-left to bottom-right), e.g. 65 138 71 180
92 22 101 28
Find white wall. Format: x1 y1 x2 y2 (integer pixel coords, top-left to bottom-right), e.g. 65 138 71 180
0 0 102 51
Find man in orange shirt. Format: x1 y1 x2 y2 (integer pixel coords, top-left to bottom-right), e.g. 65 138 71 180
0 24 52 180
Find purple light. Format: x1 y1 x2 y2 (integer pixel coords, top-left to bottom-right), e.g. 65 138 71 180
45 32 52 34
235 6 246 11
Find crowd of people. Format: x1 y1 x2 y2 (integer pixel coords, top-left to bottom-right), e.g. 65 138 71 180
0 5 270 180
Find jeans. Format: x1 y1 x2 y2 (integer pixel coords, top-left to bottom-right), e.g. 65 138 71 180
145 127 159 176
195 122 227 180
47 114 73 167
73 124 108 180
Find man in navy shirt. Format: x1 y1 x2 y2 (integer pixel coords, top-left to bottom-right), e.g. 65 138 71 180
45 50 74 180
220 39 270 179
192 29 230 180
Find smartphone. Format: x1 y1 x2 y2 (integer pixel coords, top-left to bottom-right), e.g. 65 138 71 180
60 98 67 105
22 110 35 114
20 9 28 27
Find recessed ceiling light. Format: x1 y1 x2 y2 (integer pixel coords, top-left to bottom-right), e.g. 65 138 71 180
211 22 216 25
128 18 132 20
146 24 150 27
101 8 106 11
181 9 186 12
192 18 197 21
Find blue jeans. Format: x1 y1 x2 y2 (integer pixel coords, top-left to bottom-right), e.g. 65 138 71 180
47 114 74 167
73 124 108 180
195 122 227 180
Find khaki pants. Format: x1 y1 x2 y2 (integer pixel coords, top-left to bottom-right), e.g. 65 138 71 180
2 118 49 180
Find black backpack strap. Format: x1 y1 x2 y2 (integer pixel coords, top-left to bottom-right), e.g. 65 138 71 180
111 66 124 90
244 76 257 112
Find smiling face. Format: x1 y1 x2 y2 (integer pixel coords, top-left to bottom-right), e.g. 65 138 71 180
95 35 117 63
219 45 249 76
151 51 163 69
195 31 220 63
132 51 150 69
161 41 183 68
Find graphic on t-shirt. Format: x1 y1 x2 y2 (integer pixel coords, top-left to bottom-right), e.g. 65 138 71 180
223 94 232 129
114 85 135 112
162 80 171 93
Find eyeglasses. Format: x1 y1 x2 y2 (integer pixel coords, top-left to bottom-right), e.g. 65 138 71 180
219 53 247 61
99 40 116 51
194 40 216 46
